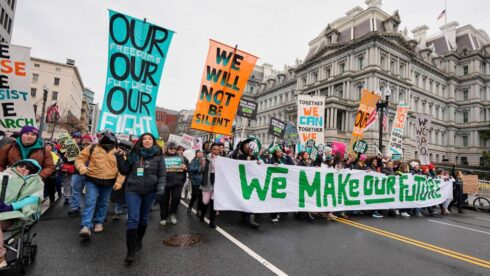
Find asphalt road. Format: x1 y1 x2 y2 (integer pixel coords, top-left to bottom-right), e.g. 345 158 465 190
5 199 490 275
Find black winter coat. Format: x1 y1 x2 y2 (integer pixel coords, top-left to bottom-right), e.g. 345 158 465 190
117 153 166 195
163 153 188 187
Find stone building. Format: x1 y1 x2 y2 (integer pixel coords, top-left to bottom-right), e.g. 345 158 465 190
0 0 16 43
237 0 490 166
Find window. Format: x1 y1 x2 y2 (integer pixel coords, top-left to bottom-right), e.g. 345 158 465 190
339 62 345 74
325 66 331 78
33 104 37 115
463 89 468 101
414 74 419 86
0 9 4 26
54 77 60 86
301 77 306 87
55 67 61 72
399 62 405 77
463 65 469 75
390 59 396 73
312 71 318 83
357 56 364 70
34 63 40 68
380 55 386 69
463 111 469 123
52 91 58 100
32 73 39 83
7 18 11 34
30 88 36 98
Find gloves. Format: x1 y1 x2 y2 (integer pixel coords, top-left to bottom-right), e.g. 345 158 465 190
0 202 13 213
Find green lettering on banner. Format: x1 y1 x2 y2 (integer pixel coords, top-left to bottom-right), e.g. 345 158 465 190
365 198 395 204
323 173 336 207
299 171 321 208
434 179 442 199
386 176 396 195
337 173 360 206
399 174 413 202
239 164 288 201
349 179 360 197
414 175 426 201
364 175 374 195
374 176 385 195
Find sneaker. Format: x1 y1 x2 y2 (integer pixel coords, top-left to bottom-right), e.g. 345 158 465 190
415 212 424 217
401 212 410 217
93 224 104 233
112 213 122 221
170 214 177 225
372 212 384 218
326 213 337 220
79 226 91 239
394 210 400 216
160 220 167 226
271 218 279 223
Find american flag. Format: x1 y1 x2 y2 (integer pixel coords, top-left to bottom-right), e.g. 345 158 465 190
365 110 377 130
437 9 446 20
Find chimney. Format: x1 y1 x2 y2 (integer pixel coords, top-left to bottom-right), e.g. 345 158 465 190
411 25 429 48
440 21 459 49
263 63 273 79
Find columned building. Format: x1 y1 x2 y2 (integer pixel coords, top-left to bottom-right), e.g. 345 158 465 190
0 0 16 43
238 0 490 166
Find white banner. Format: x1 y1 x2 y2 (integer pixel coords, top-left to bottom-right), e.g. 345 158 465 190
388 102 409 159
415 114 432 165
0 43 36 131
215 157 452 213
297 95 324 145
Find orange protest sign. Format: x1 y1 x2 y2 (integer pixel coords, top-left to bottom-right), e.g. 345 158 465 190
191 39 258 135
348 89 381 154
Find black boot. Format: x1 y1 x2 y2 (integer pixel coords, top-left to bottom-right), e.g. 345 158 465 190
125 229 137 265
209 200 216 229
135 225 147 251
200 205 207 223
248 214 260 229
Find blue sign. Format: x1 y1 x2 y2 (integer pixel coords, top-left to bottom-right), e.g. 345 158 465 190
98 10 174 136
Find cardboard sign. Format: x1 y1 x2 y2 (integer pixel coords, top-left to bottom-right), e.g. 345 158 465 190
168 134 182 146
415 114 432 165
462 175 479 195
0 43 36 131
191 40 258 135
57 133 80 162
388 102 409 158
268 117 286 139
297 95 325 145
98 10 175 136
181 134 195 149
165 156 183 172
348 89 381 155
237 99 258 120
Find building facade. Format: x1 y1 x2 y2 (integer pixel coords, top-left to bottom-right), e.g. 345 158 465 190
155 106 179 139
0 0 16 43
237 0 490 166
84 87 95 104
88 103 100 135
30 57 85 122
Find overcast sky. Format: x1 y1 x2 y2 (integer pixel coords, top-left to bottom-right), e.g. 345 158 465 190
11 0 490 111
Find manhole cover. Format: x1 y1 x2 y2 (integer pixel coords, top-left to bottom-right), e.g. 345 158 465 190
163 234 201 247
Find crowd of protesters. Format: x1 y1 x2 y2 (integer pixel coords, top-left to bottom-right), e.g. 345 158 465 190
0 127 469 267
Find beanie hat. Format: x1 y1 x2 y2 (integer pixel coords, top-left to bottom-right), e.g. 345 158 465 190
20 126 39 137
81 134 92 142
359 154 367 161
428 163 435 170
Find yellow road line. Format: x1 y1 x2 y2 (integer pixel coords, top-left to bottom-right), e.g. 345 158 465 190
336 218 490 269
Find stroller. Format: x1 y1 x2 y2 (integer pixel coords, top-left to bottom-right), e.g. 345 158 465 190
0 174 39 273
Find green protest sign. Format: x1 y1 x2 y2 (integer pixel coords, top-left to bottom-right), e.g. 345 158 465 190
353 140 368 154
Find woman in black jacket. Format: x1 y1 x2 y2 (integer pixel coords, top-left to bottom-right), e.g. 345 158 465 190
159 142 188 226
115 133 166 265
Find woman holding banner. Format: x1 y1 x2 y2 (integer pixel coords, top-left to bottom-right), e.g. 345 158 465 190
115 133 166 265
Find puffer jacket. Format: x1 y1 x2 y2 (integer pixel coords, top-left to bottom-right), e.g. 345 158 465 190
116 151 166 195
75 145 125 187
188 157 204 186
0 138 55 179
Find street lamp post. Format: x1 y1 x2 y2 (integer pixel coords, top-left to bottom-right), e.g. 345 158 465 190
39 85 49 137
377 86 391 155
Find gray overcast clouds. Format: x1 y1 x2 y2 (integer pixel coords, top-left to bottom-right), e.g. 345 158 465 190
11 0 490 111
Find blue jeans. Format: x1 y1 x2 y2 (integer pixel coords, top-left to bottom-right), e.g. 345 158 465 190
70 174 85 210
81 179 113 229
125 191 156 230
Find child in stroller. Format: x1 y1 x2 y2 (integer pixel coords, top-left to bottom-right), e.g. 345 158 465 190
0 159 44 269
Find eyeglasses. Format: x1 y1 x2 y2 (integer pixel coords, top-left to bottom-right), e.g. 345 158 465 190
168 147 176 150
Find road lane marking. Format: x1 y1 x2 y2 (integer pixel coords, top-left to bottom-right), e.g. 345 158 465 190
336 218 490 269
475 217 490 222
180 201 287 276
428 219 490 235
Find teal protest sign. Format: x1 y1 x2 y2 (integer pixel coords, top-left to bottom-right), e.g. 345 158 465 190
165 156 183 172
98 10 174 136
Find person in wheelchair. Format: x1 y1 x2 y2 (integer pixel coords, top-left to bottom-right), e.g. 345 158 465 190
0 159 44 268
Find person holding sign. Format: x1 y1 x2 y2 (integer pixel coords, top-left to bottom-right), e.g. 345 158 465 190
159 142 188 226
199 143 220 228
114 133 166 265
0 126 55 180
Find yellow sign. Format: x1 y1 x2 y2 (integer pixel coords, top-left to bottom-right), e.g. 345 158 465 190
348 89 381 154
